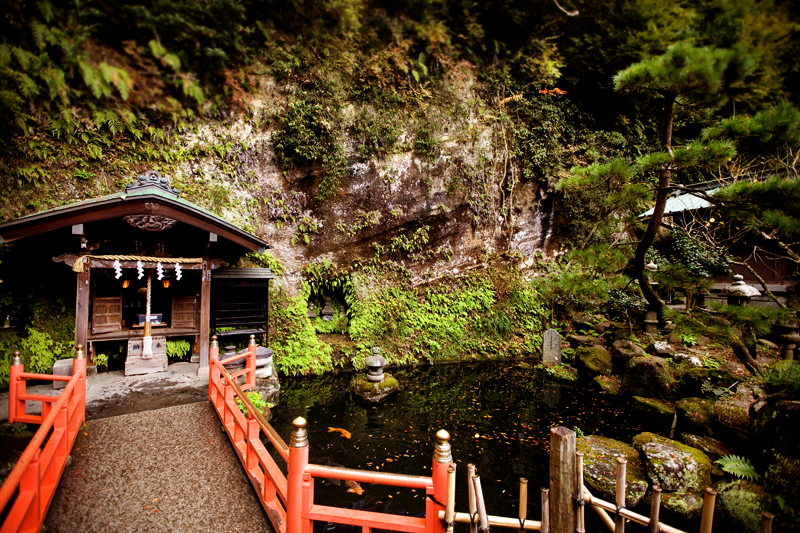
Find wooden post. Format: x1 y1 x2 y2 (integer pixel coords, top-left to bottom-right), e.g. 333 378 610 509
287 417 311 533
472 475 490 532
576 452 585 533
8 352 23 423
518 478 528 533
760 511 773 533
445 464 456 533
75 269 90 362
198 261 211 369
468 464 478 533
549 427 576 533
540 488 550 533
649 486 661 533
699 487 716 533
430 430 451 533
615 456 627 533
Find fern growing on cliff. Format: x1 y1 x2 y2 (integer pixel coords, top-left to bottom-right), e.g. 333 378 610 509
715 455 761 482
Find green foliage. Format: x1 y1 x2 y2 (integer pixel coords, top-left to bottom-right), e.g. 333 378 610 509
348 258 545 367
756 361 800 398
270 282 334 376
166 339 191 360
235 391 268 416
766 453 800 503
93 353 109 370
243 250 285 277
714 455 761 482
680 333 697 347
573 426 585 438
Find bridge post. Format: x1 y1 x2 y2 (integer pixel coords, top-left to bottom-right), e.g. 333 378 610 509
288 417 311 533
8 351 23 423
247 335 256 389
73 344 87 424
208 336 219 403
429 429 451 533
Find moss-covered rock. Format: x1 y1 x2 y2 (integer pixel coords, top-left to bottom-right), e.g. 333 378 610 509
567 334 602 347
714 479 773 533
592 375 621 395
576 346 612 376
713 387 754 440
543 364 578 382
632 432 712 493
350 373 401 404
576 435 649 507
660 490 705 519
610 339 645 363
679 434 732 463
631 396 675 429
676 397 715 437
621 356 671 397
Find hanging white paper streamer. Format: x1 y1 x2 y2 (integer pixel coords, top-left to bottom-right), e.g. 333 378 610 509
113 260 122 279
156 262 164 280
174 263 182 280
137 260 144 279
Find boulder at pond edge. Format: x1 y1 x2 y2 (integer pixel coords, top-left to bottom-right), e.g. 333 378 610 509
714 479 773 533
576 346 612 376
622 356 671 397
632 432 712 494
576 435 648 507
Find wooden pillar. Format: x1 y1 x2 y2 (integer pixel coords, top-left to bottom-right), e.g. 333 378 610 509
75 269 91 362
198 260 211 369
549 426 576 533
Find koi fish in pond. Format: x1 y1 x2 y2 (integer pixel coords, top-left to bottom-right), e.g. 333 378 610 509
328 427 351 439
346 480 364 495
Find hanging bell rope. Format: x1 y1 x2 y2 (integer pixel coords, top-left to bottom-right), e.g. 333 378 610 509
72 255 203 272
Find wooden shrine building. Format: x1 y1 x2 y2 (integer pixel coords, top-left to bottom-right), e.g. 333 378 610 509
0 170 271 374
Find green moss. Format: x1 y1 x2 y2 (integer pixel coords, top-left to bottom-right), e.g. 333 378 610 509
593 375 620 394
577 435 648 507
660 490 704 519
714 479 772 532
576 346 612 375
633 396 675 416
633 432 712 493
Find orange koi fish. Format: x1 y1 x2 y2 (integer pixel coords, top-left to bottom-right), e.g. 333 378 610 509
328 427 352 439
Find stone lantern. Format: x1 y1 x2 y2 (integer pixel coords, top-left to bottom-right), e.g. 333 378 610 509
321 297 334 321
365 347 386 383
720 275 761 306
643 262 659 334
776 317 800 361
307 301 317 318
220 345 245 370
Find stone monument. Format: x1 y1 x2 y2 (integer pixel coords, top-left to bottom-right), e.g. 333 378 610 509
543 328 562 367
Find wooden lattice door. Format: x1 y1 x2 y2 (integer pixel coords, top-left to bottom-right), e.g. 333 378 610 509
92 296 122 334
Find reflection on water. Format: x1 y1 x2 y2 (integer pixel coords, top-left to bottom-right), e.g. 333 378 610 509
267 361 644 532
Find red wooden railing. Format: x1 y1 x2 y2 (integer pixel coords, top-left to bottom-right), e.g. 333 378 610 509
0 346 86 533
208 335 448 533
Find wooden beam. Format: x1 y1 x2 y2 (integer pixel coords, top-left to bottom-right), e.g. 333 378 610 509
75 269 91 362
53 254 228 270
549 427 576 533
198 260 211 368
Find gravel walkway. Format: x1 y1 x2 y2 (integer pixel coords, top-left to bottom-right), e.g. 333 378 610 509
44 402 273 533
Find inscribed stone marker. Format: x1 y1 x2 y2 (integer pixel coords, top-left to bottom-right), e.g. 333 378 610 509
543 328 562 367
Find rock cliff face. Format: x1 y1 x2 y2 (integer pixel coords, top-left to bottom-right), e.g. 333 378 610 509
164 70 555 293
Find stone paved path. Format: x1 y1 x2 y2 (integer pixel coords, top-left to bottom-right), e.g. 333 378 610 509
45 402 273 533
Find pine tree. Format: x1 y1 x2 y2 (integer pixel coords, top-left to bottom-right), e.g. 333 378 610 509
612 43 753 319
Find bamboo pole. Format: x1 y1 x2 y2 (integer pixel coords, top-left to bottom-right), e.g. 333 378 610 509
472 475 490 532
582 486 614 532
519 478 528 533
760 512 773 533
468 464 478 533
615 456 627 533
649 487 661 533
576 452 585 533
582 487 687 533
699 488 716 533
437 511 542 530
540 488 550 533
446 464 456 533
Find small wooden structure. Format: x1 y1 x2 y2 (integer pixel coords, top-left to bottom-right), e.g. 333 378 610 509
0 170 270 373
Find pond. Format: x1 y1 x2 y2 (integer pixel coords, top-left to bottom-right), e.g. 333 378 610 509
267 361 650 532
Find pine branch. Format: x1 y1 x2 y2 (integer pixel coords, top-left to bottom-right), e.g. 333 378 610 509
729 260 786 309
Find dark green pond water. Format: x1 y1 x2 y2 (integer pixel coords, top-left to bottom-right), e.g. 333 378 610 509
267 361 650 532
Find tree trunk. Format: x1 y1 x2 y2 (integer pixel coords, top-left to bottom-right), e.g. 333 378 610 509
635 92 676 322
